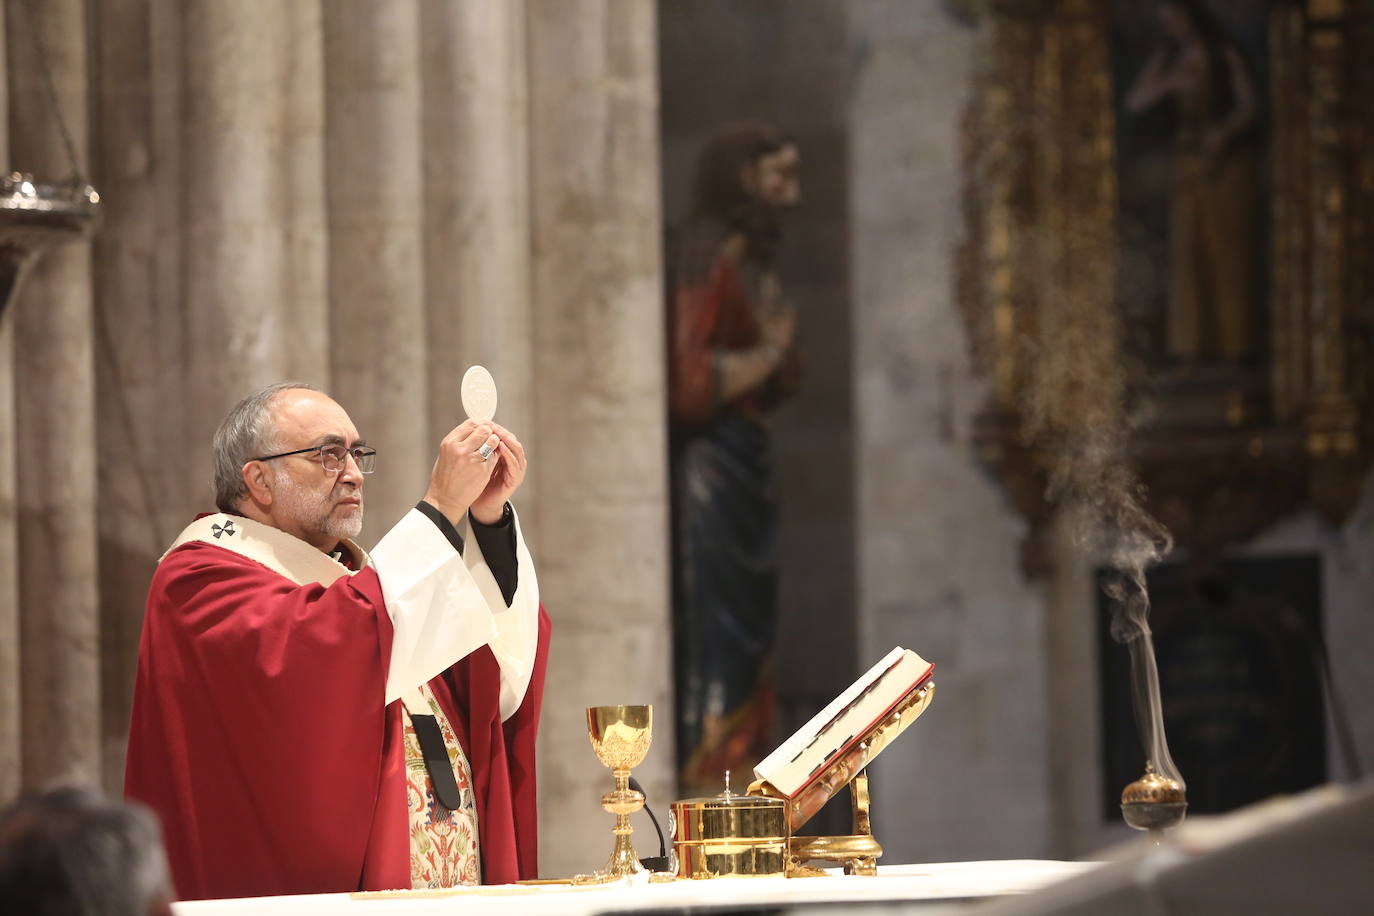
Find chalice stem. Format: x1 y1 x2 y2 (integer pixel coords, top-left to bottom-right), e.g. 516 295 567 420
607 815 639 874
603 767 645 876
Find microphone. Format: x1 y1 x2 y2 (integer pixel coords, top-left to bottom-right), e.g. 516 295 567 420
628 775 670 872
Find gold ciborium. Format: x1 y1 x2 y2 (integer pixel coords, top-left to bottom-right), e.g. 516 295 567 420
577 705 652 883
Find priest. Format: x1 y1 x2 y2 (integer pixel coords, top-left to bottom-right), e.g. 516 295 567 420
124 382 549 900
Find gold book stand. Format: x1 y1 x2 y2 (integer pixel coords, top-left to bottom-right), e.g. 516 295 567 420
748 680 936 877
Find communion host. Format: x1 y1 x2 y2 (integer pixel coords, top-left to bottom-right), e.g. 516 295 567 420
125 382 549 900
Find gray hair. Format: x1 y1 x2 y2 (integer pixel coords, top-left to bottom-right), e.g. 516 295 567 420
212 381 320 512
0 786 174 916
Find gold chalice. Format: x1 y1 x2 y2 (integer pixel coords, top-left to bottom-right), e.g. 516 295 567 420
576 704 652 883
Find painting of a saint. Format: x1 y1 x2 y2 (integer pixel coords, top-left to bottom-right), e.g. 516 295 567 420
1116 0 1267 372
667 121 802 792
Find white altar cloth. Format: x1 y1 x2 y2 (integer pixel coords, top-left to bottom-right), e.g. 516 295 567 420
172 861 1100 915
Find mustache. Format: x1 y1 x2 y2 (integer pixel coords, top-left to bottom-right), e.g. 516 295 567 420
330 483 362 506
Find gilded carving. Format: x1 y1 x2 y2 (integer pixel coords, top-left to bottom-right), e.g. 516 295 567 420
958 0 1373 562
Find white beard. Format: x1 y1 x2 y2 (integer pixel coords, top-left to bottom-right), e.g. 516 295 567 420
270 468 364 545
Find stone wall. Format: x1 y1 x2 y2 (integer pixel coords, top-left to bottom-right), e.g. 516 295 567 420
527 0 672 879
846 1 1055 861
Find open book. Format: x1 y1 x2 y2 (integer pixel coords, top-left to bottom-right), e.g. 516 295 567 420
753 647 934 800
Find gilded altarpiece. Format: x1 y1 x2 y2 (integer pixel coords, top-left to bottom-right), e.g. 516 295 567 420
959 0 1374 565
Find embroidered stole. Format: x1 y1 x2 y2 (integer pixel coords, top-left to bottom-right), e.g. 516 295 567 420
400 685 481 887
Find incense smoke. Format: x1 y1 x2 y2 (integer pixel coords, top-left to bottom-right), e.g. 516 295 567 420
959 26 1186 790
1055 427 1183 789
1015 251 1185 790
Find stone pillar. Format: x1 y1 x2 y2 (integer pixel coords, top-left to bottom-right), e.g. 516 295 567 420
145 0 189 527
6 0 101 789
280 0 329 387
89 0 174 792
180 0 294 488
847 3 1051 861
0 310 15 800
0 2 16 800
526 0 672 878
323 0 427 540
1044 507 1104 855
418 0 536 514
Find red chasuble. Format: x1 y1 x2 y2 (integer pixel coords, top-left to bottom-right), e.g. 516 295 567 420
124 540 549 901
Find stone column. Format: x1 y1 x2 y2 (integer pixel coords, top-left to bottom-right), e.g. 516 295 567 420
526 0 672 878
323 0 428 540
0 2 17 801
847 3 1051 861
180 0 293 486
1044 507 1105 855
280 0 329 387
419 0 536 513
0 310 15 800
145 0 189 527
89 0 177 791
6 0 101 789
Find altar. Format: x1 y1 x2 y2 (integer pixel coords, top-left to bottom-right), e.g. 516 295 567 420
168 782 1374 915
171 861 1100 916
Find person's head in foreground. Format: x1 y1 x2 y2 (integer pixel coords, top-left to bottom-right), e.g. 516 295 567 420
0 786 174 916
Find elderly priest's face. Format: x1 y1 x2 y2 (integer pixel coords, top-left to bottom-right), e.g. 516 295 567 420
245 388 366 551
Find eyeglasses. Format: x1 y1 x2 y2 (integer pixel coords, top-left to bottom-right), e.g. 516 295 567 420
251 444 377 475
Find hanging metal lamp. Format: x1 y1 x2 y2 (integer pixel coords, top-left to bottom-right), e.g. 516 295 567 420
0 174 100 316
0 0 101 318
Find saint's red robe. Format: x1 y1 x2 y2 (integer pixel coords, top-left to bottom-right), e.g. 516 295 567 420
124 540 549 901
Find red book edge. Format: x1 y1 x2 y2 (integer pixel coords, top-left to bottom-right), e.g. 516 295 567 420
777 661 935 799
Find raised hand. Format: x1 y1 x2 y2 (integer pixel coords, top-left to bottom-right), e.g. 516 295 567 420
423 420 501 526
470 422 528 524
